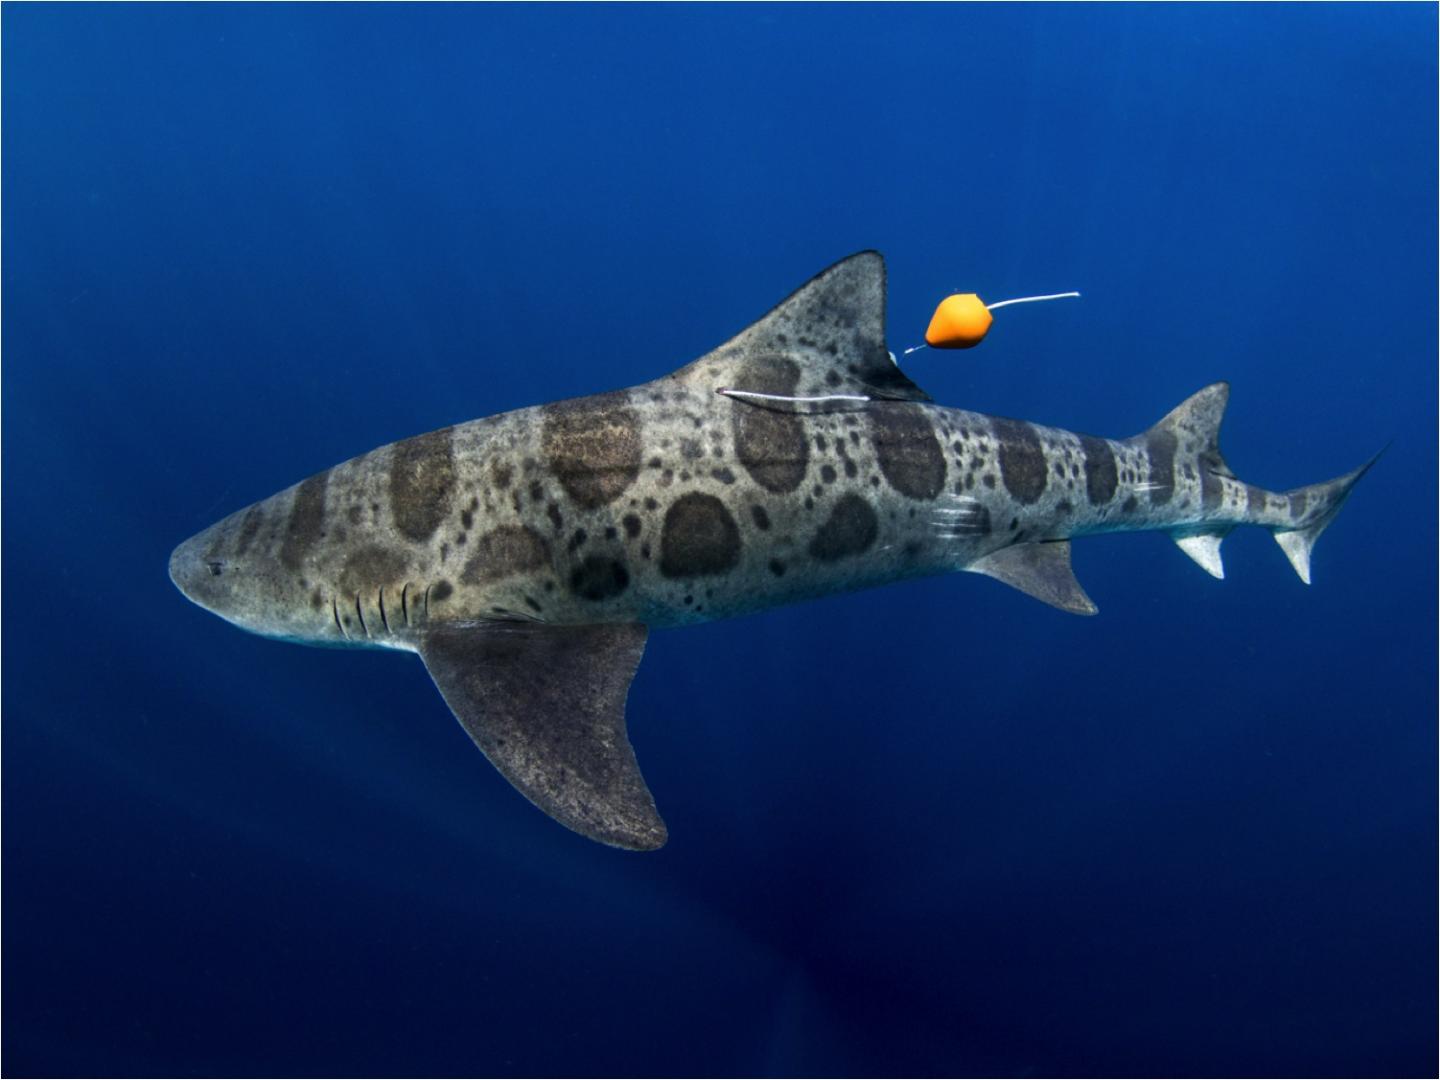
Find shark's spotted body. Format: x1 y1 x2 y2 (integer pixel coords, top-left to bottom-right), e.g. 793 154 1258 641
170 253 1373 849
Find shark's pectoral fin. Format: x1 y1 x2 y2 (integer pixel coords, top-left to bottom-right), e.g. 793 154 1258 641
967 540 1098 615
418 621 666 851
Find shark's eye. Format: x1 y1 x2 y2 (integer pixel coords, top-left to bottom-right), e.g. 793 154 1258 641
206 560 225 577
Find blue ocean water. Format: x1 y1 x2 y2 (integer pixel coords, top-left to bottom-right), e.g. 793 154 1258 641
4 5 1435 1076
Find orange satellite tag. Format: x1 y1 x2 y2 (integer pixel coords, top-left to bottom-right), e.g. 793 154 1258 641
924 293 994 349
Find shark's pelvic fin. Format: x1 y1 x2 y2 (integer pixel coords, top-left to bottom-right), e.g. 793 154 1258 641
1172 528 1232 579
967 540 1099 615
418 621 665 850
680 250 932 407
1272 452 1382 585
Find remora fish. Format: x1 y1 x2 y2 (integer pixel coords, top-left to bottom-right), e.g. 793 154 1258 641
169 252 1374 850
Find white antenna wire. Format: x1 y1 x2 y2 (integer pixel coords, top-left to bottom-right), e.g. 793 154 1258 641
717 388 871 405
985 291 1081 311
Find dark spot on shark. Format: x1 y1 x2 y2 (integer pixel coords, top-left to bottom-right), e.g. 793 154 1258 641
568 528 588 552
542 390 643 508
338 544 408 597
750 505 771 530
462 525 551 584
390 427 456 543
681 438 703 460
622 513 642 539
280 469 329 571
1145 430 1177 505
983 474 996 489
769 559 786 576
1289 491 1307 520
820 464 837 484
235 506 266 556
431 580 453 602
711 467 737 484
660 492 741 578
546 503 563 533
808 493 878 562
529 480 544 502
461 508 474 530
733 357 809 493
604 526 617 541
1056 500 1073 514
1202 465 1224 511
491 462 513 489
870 404 946 500
1247 485 1268 517
346 505 363 527
1079 435 1117 505
644 497 658 511
990 417 1047 505
570 556 629 601
1122 495 1139 513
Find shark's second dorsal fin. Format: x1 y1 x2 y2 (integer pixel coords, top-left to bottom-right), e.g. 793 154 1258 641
1135 382 1233 478
674 251 931 407
418 621 665 850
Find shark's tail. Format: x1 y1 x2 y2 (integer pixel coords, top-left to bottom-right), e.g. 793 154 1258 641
1269 453 1382 584
1147 384 1379 585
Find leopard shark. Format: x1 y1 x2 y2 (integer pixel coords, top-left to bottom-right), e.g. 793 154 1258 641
169 251 1374 850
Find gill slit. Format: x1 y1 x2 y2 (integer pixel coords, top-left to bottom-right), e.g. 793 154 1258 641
332 597 349 640
378 587 391 634
354 594 370 638
401 583 410 627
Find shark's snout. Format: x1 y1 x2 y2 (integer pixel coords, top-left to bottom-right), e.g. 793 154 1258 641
169 530 231 613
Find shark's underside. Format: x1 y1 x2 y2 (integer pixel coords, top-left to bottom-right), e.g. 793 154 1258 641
170 252 1374 849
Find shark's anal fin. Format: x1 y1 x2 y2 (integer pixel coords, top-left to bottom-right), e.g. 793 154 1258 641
1172 527 1232 580
419 621 665 851
967 540 1099 615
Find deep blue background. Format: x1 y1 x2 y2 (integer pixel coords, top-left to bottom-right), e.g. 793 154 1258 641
4 5 1435 1076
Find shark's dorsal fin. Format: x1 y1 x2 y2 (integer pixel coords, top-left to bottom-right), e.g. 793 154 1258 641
967 540 1099 615
418 621 666 850
675 251 931 406
1136 382 1234 478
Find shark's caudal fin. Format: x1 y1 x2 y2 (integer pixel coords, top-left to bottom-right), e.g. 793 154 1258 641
1138 383 1376 584
418 621 666 850
1271 454 1381 584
